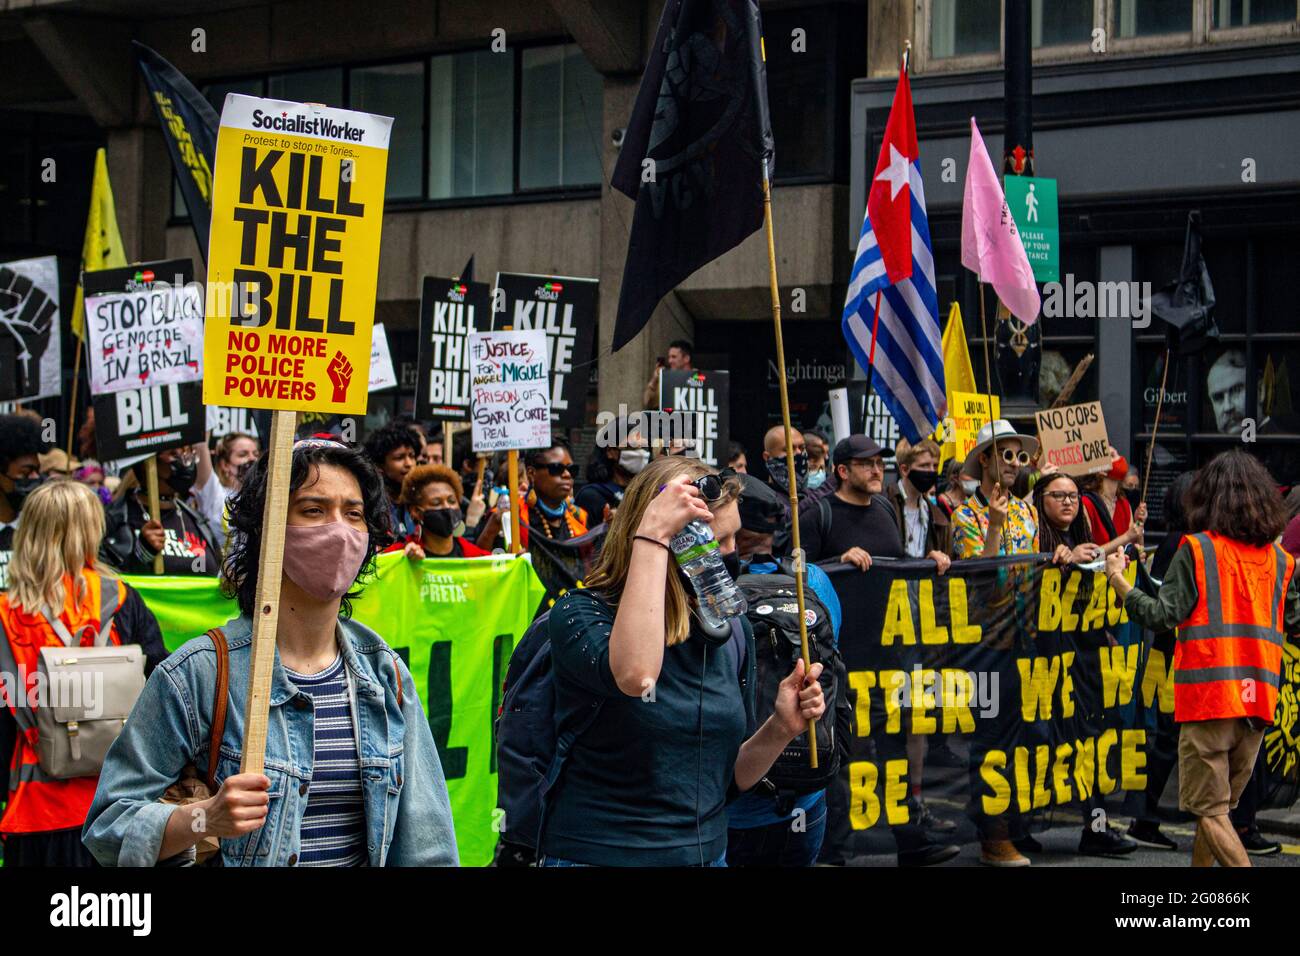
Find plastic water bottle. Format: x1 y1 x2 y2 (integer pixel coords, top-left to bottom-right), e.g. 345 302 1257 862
670 519 747 629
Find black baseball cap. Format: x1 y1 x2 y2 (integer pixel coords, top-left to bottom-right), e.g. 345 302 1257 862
832 434 892 466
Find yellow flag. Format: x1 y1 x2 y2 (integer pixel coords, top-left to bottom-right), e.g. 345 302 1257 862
936 302 977 463
71 148 127 341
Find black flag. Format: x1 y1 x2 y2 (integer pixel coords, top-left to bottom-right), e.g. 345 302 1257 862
458 255 475 283
133 42 219 263
611 0 774 351
1150 210 1218 356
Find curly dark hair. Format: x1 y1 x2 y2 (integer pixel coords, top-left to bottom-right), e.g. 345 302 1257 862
221 443 391 619
1163 470 1195 533
1184 449 1285 548
362 422 420 468
0 413 45 470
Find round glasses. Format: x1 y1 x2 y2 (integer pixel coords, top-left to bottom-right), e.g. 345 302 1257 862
999 449 1031 466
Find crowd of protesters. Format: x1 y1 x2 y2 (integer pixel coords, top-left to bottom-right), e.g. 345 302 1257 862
1 387 1296 867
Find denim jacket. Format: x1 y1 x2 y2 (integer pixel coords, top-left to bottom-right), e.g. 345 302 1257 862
82 614 458 867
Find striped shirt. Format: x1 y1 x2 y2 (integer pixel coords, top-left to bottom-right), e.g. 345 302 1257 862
285 655 366 867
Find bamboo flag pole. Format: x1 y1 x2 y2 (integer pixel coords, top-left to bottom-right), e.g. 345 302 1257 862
1140 348 1171 509
144 456 164 575
240 409 297 776
762 157 817 767
977 282 1002 475
65 342 84 460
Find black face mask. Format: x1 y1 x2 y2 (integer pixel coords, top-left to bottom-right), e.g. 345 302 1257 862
421 507 462 538
908 469 939 494
721 550 741 582
767 453 808 495
4 476 42 513
166 460 198 497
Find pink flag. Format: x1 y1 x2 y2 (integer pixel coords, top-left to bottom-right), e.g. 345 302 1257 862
960 117 1041 325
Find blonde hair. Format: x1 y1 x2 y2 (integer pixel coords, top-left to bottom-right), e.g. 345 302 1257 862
7 480 116 613
585 455 741 646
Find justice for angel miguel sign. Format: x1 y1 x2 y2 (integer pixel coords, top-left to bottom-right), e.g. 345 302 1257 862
202 95 393 414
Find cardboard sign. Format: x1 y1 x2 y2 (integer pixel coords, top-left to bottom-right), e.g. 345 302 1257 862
369 322 397 392
469 329 551 453
0 256 62 400
202 94 392 413
416 277 491 420
83 260 203 396
659 369 730 467
944 391 1002 464
1036 401 1110 476
492 273 597 429
93 381 206 462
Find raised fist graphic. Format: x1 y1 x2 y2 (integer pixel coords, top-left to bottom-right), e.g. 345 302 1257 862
0 266 55 397
327 351 354 404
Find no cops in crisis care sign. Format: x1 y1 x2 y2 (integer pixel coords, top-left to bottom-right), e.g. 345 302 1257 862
203 94 392 414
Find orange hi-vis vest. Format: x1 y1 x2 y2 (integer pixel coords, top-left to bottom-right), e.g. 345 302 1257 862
1176 533 1294 724
0 571 125 835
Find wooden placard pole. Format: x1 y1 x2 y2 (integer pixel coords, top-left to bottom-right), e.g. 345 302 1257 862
507 449 522 554
762 158 817 768
239 409 297 776
65 341 84 460
144 456 164 575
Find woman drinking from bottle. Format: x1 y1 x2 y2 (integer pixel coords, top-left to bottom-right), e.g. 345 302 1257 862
538 455 825 867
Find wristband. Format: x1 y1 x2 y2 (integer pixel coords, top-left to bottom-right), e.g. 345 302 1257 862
634 534 671 553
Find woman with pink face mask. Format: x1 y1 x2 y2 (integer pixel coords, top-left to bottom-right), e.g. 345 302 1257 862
84 439 458 867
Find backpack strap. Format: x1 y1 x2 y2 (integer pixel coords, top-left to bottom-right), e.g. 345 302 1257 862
205 628 229 793
817 496 832 545
93 577 122 647
535 694 604 851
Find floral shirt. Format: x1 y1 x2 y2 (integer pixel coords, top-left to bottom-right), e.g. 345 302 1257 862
950 489 1039 558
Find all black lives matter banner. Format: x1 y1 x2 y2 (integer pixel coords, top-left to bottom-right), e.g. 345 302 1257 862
416 277 491 421
659 368 730 467
821 555 1300 834
493 273 597 429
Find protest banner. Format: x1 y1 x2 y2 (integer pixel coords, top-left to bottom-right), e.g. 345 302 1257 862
416 277 492 421
202 94 392 415
369 322 397 392
659 369 730 467
825 555 1164 836
82 260 203 396
126 552 547 867
203 93 391 775
1036 400 1111 476
0 256 61 400
944 391 1001 464
93 382 205 462
493 273 597 429
469 329 551 454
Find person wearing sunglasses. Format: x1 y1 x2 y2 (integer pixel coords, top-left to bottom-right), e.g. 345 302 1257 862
101 444 224 576
519 441 588 547
538 455 825 866
950 420 1041 562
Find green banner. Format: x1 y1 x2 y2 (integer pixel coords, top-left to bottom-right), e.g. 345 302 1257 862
126 552 546 866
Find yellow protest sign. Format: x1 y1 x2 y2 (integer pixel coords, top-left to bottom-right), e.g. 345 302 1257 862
945 391 1000 464
202 95 392 413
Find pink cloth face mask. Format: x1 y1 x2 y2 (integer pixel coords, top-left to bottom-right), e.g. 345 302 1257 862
282 521 371 602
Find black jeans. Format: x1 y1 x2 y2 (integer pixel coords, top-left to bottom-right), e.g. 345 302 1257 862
727 801 828 867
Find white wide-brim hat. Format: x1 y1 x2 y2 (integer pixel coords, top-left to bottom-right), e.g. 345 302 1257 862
962 419 1040 479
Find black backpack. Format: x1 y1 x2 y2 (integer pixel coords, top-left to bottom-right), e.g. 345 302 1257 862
738 561 852 798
